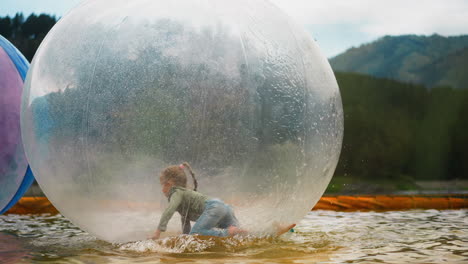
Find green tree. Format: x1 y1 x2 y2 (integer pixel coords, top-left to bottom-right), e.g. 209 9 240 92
0 16 12 37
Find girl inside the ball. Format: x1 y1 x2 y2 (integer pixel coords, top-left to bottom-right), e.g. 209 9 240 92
152 162 295 239
152 162 245 239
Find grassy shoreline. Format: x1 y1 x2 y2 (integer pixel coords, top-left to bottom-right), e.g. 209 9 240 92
326 176 468 195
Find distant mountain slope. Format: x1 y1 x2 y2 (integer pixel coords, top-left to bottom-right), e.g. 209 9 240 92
416 47 468 89
330 34 468 89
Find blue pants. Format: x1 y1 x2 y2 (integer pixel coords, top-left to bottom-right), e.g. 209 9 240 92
190 199 239 237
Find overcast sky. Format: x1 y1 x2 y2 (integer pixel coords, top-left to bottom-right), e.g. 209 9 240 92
2 0 468 58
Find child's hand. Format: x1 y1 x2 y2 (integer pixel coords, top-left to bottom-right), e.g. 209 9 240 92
152 229 161 240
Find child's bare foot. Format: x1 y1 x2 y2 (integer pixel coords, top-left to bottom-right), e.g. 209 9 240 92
274 223 296 236
228 226 248 236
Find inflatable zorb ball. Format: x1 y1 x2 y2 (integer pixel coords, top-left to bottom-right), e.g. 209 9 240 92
0 36 34 214
22 0 343 242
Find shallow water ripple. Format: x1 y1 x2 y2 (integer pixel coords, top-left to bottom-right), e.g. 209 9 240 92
0 209 467 263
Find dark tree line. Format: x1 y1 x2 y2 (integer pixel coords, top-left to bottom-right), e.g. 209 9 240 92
335 72 468 185
0 13 57 60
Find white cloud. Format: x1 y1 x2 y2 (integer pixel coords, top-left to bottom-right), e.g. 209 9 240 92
270 0 468 37
3 0 467 57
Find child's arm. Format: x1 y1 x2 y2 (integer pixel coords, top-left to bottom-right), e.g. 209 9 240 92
155 190 184 235
181 217 191 234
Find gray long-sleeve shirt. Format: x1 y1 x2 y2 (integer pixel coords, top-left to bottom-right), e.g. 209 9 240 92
157 186 209 232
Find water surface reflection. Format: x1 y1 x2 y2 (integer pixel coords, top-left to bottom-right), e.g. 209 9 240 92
0 210 466 263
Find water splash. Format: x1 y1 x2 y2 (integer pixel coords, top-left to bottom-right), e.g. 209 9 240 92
118 234 286 253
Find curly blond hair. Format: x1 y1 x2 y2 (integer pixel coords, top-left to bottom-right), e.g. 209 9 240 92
159 162 198 191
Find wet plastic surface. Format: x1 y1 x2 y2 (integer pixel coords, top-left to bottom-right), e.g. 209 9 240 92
21 0 343 242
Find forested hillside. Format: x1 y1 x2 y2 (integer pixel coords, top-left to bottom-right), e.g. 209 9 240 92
330 35 468 89
334 72 468 192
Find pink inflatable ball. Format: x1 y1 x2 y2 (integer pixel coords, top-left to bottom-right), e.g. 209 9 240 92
0 35 34 214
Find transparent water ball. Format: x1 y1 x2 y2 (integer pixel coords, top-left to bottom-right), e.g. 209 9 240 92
21 0 343 242
0 36 34 214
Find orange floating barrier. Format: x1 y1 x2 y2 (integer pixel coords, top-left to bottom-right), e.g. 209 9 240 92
448 197 466 209
5 197 58 215
3 195 468 215
312 194 468 211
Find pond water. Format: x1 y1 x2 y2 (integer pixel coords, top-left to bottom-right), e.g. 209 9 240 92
1 209 467 263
